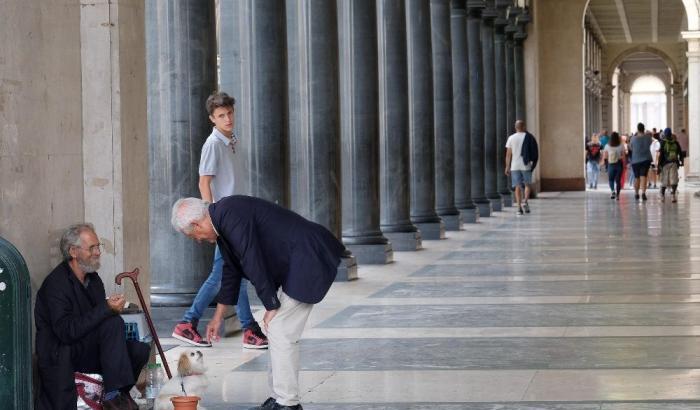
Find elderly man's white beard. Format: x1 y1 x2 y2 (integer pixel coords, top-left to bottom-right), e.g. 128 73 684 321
78 257 101 273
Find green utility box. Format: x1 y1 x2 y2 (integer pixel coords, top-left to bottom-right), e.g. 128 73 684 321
0 236 32 409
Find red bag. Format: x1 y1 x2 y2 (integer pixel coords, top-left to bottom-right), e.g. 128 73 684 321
75 372 104 410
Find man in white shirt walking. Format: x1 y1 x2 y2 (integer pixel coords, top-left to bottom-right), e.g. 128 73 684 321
505 120 534 216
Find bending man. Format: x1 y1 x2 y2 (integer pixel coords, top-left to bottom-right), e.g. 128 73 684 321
171 195 346 410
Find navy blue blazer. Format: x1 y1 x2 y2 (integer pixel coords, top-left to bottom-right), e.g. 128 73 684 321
212 195 346 311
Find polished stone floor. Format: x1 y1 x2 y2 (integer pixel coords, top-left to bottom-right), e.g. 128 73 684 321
156 189 700 409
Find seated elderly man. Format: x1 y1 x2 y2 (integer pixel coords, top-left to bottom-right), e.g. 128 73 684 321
35 223 149 410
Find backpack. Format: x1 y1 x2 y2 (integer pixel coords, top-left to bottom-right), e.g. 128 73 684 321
663 140 680 163
587 144 600 161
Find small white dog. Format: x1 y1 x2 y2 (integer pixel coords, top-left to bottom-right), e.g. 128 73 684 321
155 349 209 410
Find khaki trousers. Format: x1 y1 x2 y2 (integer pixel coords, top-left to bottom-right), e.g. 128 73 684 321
267 290 313 406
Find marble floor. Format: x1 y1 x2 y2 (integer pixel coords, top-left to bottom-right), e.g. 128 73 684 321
155 189 700 409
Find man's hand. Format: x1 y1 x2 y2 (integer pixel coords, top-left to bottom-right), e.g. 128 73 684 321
107 294 126 313
262 309 278 332
205 316 222 343
206 303 229 343
505 167 510 176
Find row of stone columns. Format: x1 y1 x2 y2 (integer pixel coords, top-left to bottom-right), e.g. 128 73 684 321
584 27 603 139
145 0 531 305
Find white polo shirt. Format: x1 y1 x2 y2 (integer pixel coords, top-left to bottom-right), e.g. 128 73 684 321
198 127 238 202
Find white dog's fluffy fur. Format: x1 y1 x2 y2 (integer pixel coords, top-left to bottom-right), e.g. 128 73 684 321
155 349 209 410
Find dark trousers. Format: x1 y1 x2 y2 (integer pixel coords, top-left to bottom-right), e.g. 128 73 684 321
37 315 150 409
608 162 623 194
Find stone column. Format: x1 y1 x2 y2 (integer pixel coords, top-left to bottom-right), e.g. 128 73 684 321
146 0 217 305
467 1 491 217
377 0 422 250
667 88 673 128
338 0 393 264
601 84 614 132
407 0 445 238
682 33 700 181
219 0 288 205
495 0 511 206
514 8 529 121
431 0 462 230
481 1 501 211
286 0 357 279
672 82 684 131
451 0 479 222
505 16 516 154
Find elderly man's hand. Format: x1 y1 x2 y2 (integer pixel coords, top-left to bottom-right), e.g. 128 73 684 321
206 316 222 343
262 309 278 332
107 294 126 313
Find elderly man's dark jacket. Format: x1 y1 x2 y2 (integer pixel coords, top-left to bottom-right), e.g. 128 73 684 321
34 261 115 409
212 195 346 310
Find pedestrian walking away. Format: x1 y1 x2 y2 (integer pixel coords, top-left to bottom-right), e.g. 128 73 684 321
603 132 626 200
505 120 538 216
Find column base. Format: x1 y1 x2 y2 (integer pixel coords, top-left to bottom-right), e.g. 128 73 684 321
439 213 462 231
335 255 358 281
488 196 502 212
500 192 513 207
459 207 479 223
475 201 492 217
384 230 422 251
415 221 446 240
685 173 700 188
345 243 394 264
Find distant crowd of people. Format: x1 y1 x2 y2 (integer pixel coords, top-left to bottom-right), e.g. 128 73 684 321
585 123 686 203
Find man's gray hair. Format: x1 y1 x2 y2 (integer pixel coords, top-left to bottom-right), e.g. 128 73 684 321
171 198 210 233
60 223 96 261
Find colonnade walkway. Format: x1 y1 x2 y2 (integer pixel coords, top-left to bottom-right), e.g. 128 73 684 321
160 190 700 410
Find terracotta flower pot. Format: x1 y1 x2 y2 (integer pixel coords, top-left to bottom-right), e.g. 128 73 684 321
170 395 201 410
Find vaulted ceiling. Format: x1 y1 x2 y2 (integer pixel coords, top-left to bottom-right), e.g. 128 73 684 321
587 0 686 44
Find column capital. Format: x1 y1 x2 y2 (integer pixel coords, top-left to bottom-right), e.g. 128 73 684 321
451 0 466 10
494 0 509 29
466 0 485 15
514 7 530 41
482 0 498 21
672 82 684 94
601 83 614 98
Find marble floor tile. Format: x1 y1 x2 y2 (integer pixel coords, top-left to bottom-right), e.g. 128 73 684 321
522 369 700 401
371 280 700 298
233 336 700 371
318 304 700 328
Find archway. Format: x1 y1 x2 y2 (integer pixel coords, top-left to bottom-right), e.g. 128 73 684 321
581 0 689 191
629 75 669 132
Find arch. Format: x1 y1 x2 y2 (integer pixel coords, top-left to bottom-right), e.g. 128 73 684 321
682 0 700 31
620 71 673 93
629 75 668 92
606 45 679 83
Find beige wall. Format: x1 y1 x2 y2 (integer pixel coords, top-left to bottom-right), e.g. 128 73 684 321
530 0 588 191
0 1 84 292
0 0 149 303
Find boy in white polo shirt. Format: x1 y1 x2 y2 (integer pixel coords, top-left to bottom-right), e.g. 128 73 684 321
172 92 268 349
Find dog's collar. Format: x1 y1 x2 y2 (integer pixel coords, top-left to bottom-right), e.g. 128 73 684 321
182 372 204 377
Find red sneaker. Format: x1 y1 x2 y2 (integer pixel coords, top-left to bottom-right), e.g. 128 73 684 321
243 323 269 349
172 322 211 347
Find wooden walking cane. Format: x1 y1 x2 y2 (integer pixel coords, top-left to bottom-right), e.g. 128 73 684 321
115 268 172 379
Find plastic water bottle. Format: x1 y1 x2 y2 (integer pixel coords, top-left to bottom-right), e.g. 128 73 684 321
145 363 162 407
